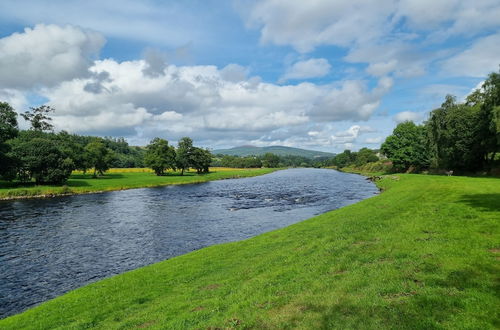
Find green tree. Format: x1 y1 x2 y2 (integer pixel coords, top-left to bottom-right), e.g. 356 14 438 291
10 137 73 184
0 102 19 180
144 138 176 175
332 150 356 168
381 121 430 172
191 147 212 173
85 140 114 177
427 95 485 171
261 153 280 168
176 137 194 175
355 148 379 166
21 105 55 131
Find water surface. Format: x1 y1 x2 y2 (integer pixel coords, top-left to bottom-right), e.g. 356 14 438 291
0 168 378 317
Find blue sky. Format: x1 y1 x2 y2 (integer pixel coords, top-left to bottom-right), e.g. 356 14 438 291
0 0 499 151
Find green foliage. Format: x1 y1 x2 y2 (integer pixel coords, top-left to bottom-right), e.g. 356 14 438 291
190 147 212 174
381 121 430 172
20 105 55 131
176 137 194 175
144 138 176 175
213 145 335 159
10 137 73 184
85 140 114 177
322 149 379 169
0 102 19 180
261 152 280 168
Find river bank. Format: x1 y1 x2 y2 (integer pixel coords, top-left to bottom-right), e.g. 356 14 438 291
1 173 498 328
0 167 278 200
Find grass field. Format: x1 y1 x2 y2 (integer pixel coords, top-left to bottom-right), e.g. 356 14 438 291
1 174 499 329
0 167 277 199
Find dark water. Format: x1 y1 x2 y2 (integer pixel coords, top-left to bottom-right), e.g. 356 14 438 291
0 168 378 318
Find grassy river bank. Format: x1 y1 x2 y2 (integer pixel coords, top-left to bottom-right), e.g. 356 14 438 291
0 167 277 200
1 173 499 329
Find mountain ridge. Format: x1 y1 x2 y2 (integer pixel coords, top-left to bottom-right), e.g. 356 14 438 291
212 145 335 159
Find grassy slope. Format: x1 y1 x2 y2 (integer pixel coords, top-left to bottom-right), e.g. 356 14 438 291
1 174 499 329
0 168 277 199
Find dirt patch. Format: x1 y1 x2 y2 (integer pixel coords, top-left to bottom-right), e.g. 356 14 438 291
136 320 156 328
191 306 205 312
201 283 222 291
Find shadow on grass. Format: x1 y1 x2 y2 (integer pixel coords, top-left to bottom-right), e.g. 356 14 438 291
70 173 126 180
458 194 500 212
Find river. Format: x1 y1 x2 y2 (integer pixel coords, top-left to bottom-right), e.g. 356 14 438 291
0 168 378 318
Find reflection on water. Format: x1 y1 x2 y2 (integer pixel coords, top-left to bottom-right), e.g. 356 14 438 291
0 168 378 317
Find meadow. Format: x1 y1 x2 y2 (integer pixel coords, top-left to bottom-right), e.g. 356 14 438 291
0 167 277 199
1 173 498 329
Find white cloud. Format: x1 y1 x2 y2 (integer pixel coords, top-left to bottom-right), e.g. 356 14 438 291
441 33 500 77
310 77 393 121
364 136 383 144
36 57 389 141
280 58 331 82
393 111 424 123
0 24 105 89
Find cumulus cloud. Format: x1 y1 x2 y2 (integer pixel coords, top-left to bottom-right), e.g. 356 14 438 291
441 33 500 77
279 58 331 82
245 0 500 78
0 24 105 89
34 56 391 143
310 77 393 121
393 111 424 123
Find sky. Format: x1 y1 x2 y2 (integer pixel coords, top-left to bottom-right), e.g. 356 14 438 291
0 0 499 152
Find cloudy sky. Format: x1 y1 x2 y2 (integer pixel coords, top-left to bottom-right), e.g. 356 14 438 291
1 0 499 151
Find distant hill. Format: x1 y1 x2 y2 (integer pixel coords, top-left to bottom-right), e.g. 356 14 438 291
212 145 335 159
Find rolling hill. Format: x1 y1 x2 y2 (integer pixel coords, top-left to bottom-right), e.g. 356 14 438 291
212 145 335 159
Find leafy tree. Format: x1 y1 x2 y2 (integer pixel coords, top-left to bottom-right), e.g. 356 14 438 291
355 148 379 166
144 138 176 175
176 137 194 175
332 150 356 168
427 94 487 171
85 140 114 177
10 137 73 184
21 105 55 131
191 147 212 173
261 152 280 168
381 121 430 172
0 102 19 180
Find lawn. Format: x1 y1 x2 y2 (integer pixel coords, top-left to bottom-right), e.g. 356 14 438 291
0 167 277 199
1 174 499 329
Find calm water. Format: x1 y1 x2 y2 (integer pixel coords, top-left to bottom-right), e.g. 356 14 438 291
0 168 378 318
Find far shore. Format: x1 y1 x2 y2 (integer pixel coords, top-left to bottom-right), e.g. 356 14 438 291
0 167 279 201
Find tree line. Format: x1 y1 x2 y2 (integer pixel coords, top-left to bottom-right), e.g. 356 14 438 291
381 70 500 173
211 153 334 168
0 104 212 184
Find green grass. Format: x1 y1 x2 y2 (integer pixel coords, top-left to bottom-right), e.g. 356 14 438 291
0 167 277 199
1 174 499 329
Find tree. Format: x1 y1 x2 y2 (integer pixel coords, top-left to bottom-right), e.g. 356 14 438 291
21 105 55 131
261 153 280 168
0 102 19 180
381 121 430 172
332 150 356 168
355 148 379 166
85 140 114 177
176 137 194 175
427 94 486 171
10 137 73 184
144 138 176 175
191 147 212 173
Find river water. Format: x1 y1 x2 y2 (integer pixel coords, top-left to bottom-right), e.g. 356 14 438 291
0 168 378 318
